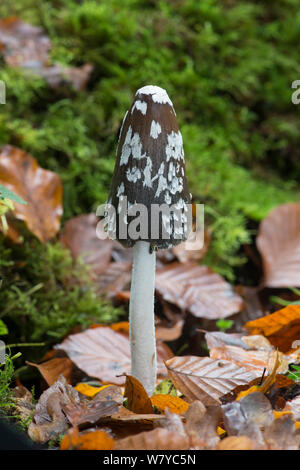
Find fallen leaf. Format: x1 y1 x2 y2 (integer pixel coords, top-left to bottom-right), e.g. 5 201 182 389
227 286 265 332
98 261 132 297
0 17 92 91
156 262 243 319
166 356 255 405
60 214 113 279
150 394 189 414
184 402 220 449
55 327 171 385
124 375 153 414
26 357 73 386
60 427 115 450
12 386 35 422
28 375 79 443
115 427 189 450
63 385 123 427
216 435 256 450
155 318 184 342
0 145 62 242
74 383 110 398
245 304 300 352
257 203 300 287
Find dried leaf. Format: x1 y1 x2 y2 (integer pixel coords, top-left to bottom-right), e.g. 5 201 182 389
60 214 113 279
155 318 184 342
26 358 73 386
227 286 265 332
115 427 189 450
166 356 255 405
263 415 299 450
55 327 172 385
60 427 115 450
28 375 79 443
63 385 123 427
245 305 300 352
172 228 210 263
185 403 221 449
98 261 132 297
156 262 243 319
150 394 189 414
0 146 62 242
124 375 153 414
12 386 35 422
0 17 92 91
257 203 300 287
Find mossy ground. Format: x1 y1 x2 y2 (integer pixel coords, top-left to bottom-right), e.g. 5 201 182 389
0 0 299 365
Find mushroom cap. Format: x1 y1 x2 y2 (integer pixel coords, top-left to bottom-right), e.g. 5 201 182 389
108 85 191 249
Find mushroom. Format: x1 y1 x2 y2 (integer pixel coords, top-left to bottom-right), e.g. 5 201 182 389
107 85 191 395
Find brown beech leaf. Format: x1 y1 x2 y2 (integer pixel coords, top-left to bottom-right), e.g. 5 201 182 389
0 145 62 242
0 17 92 91
155 318 184 342
115 427 189 450
184 402 221 449
26 357 74 386
245 304 300 352
60 214 113 279
98 262 132 297
55 327 172 385
166 356 255 406
257 203 300 287
60 427 115 450
124 375 153 414
28 375 79 443
156 262 243 319
63 384 123 428
227 286 265 332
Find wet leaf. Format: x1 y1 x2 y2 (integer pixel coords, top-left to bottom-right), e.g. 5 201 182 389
245 304 300 352
150 394 189 414
166 356 255 405
115 427 189 450
257 203 300 287
156 262 243 319
55 327 172 385
124 375 153 414
0 146 63 242
60 427 115 450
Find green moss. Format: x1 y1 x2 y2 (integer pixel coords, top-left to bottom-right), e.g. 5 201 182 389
0 0 299 278
0 235 123 353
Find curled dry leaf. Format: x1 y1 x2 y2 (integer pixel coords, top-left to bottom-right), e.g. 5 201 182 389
257 203 300 287
12 386 35 422
245 304 300 352
166 356 255 406
0 146 62 242
60 427 115 450
55 327 172 385
0 17 92 91
60 214 113 279
26 357 74 386
63 385 123 427
115 427 189 450
124 375 153 414
156 262 243 319
28 375 79 443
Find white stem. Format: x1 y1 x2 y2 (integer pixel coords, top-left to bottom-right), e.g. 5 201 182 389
129 240 156 396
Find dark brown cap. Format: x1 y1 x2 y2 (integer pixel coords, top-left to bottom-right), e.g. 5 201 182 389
107 85 191 250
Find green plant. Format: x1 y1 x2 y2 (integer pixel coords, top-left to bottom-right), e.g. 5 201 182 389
216 318 234 332
0 352 21 413
287 364 300 382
